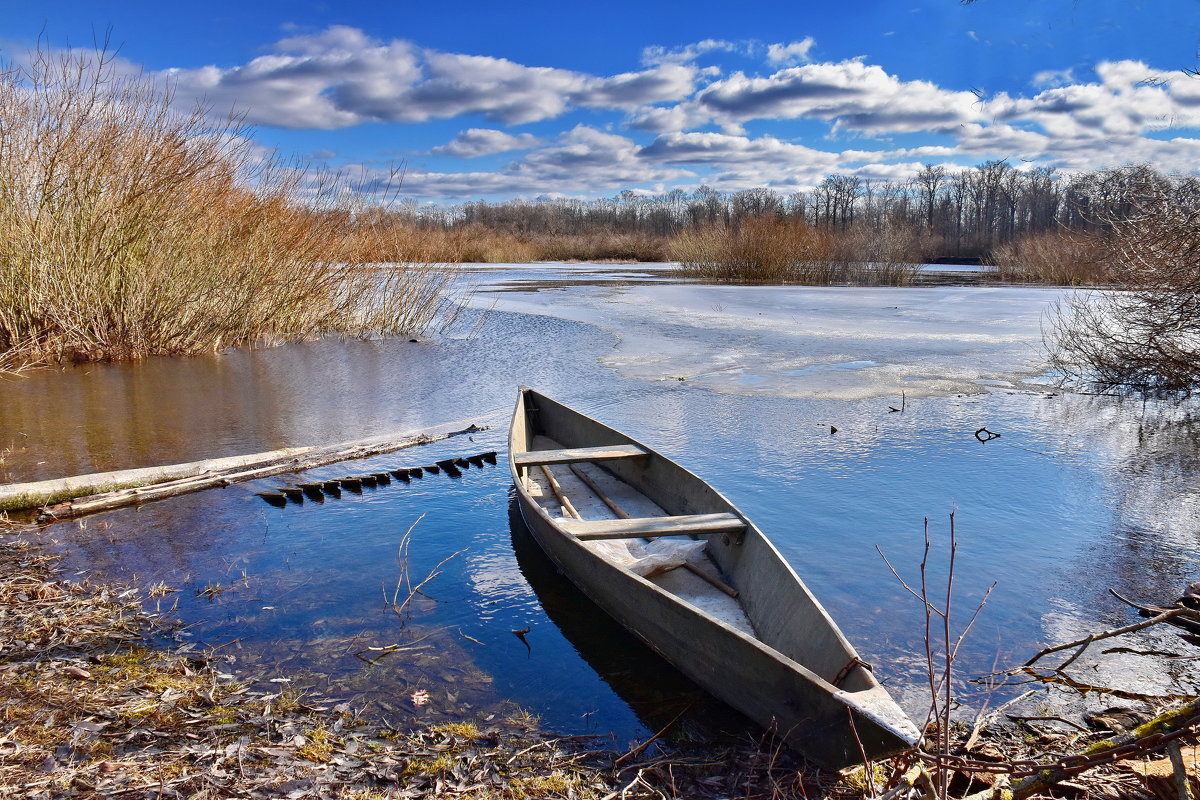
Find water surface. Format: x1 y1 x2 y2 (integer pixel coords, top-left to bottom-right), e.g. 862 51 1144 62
3 263 1197 745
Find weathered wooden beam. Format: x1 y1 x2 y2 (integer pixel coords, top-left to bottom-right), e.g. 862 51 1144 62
560 512 745 541
513 444 647 467
538 465 581 520
0 448 316 512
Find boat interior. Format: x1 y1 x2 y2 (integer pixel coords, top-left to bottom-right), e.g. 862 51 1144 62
519 434 756 635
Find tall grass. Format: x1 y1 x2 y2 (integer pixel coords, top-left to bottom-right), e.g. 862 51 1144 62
990 230 1111 285
668 216 930 284
0 47 455 371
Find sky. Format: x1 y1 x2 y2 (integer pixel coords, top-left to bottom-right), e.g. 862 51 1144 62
4 0 1200 204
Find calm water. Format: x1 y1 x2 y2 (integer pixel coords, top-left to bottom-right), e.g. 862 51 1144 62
2 263 1198 746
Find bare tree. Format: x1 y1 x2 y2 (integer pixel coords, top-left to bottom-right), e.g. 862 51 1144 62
1048 165 1200 393
914 163 947 230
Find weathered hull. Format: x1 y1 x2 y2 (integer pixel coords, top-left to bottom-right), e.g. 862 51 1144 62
509 388 918 769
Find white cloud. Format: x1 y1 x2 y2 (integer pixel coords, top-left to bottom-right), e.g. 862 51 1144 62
641 39 742 66
1032 68 1075 89
987 60 1200 139
639 131 840 171
430 129 544 158
766 38 816 66
574 63 701 108
73 29 1200 201
161 25 702 129
687 61 981 135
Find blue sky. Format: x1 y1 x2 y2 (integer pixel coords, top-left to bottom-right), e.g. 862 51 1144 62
5 1 1200 203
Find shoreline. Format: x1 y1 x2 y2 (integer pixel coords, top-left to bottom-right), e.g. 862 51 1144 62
0 537 824 799
3 522 1194 799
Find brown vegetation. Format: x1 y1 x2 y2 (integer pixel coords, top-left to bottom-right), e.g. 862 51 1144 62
389 160 1085 271
355 217 668 264
991 229 1111 285
668 216 931 284
0 47 455 372
4 521 1198 799
0 538 839 799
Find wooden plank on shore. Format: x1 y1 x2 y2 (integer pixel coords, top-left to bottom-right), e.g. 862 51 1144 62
559 512 745 541
513 444 647 467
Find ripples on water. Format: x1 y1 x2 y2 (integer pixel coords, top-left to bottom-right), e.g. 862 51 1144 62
2 263 1198 745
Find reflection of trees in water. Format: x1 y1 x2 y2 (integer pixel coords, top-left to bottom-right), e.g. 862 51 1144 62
0 311 608 484
1104 407 1200 603
1040 394 1200 613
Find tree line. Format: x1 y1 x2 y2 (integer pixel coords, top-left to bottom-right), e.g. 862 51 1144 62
396 160 1175 264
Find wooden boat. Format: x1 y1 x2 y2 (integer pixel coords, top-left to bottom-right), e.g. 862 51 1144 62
509 387 919 769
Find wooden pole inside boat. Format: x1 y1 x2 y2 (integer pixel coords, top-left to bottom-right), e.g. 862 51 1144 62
681 563 739 598
537 465 581 520
569 464 738 597
567 463 631 519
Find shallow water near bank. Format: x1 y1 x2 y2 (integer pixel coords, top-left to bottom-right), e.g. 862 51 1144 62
3 263 1198 747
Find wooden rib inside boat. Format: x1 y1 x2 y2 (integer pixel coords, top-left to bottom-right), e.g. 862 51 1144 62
509 387 919 769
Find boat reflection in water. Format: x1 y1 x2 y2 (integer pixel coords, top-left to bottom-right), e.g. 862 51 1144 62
507 493 758 748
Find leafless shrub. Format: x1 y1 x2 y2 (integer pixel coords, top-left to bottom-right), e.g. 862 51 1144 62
668 216 832 282
827 220 935 285
878 514 994 800
1047 165 1200 393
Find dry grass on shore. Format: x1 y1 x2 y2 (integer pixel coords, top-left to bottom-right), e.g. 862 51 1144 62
0 48 456 372
3 532 1196 800
354 219 669 264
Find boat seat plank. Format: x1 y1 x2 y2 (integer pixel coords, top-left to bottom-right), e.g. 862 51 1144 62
560 512 745 541
513 444 647 467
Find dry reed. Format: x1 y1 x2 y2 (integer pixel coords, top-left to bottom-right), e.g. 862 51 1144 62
0 45 456 371
991 230 1111 285
668 216 928 285
356 219 668 263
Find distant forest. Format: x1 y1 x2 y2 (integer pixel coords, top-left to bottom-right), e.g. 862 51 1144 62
369 161 1182 269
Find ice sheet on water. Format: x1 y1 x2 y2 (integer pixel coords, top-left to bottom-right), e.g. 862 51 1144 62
473 277 1072 400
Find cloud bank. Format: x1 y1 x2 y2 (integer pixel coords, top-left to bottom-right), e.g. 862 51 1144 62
144 27 1200 200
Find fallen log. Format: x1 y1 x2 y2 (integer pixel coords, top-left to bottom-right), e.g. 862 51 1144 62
0 448 316 512
2 422 489 524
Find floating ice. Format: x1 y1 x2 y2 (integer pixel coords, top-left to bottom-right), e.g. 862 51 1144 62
470 266 1071 400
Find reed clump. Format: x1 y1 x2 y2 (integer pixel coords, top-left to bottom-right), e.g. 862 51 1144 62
0 47 455 371
355 219 668 263
991 229 1111 285
668 216 929 285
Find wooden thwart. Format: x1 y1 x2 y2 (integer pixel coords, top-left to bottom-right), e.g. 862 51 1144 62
513 444 646 467
559 512 745 541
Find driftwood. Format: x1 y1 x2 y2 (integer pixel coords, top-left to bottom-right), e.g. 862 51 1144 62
7 422 488 524
1008 697 1200 800
0 449 315 512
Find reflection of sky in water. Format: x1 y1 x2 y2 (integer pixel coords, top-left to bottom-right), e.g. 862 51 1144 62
5 262 1198 741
